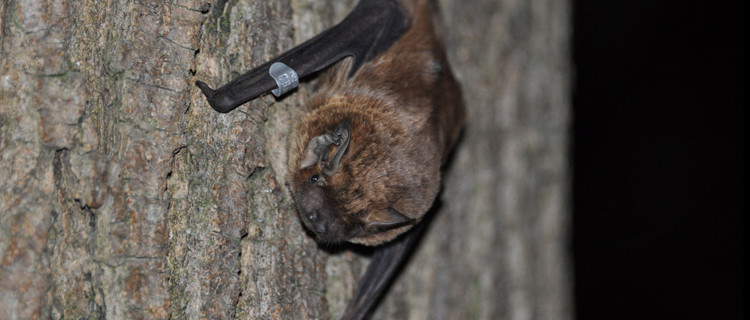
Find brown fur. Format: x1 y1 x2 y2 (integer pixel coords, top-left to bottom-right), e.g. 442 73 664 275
289 0 465 246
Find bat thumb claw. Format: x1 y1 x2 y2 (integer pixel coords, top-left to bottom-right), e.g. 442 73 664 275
195 81 237 113
195 81 214 99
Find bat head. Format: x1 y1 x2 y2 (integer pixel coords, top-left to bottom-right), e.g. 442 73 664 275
289 104 418 246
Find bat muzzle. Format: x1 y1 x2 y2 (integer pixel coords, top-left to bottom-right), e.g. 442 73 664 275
302 209 329 235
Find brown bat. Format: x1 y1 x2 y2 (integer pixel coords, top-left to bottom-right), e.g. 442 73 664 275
197 0 464 318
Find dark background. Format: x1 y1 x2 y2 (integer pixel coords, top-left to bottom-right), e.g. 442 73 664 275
572 1 743 319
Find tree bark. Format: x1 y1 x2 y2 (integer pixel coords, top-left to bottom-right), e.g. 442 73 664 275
0 0 571 319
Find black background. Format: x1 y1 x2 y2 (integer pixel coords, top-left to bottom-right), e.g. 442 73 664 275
572 1 742 319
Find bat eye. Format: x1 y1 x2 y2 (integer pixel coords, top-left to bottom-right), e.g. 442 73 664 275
309 174 320 183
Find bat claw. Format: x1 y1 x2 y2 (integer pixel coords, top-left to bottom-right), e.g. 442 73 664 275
195 81 237 113
195 81 214 98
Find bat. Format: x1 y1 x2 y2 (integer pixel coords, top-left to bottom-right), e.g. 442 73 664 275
196 0 465 318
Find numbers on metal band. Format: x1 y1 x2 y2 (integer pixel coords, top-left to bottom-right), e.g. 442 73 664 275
269 62 299 97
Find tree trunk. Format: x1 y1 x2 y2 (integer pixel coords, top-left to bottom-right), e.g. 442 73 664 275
0 0 571 319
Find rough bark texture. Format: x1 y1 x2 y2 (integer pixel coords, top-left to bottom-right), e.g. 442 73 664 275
0 0 570 319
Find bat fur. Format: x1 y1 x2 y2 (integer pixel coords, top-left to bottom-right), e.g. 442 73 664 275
289 0 464 246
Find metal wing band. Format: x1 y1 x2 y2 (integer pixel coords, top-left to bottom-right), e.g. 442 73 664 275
269 62 299 97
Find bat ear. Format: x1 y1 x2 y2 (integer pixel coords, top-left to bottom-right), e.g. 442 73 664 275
364 207 415 233
300 121 351 176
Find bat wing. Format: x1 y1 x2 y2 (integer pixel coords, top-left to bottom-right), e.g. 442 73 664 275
196 0 408 113
341 222 426 320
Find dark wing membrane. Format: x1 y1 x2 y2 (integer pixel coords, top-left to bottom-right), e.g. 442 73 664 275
196 0 408 113
341 223 426 320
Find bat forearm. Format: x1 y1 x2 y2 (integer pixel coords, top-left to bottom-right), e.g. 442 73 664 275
196 0 406 113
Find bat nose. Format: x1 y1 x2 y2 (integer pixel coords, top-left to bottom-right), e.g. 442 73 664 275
305 210 328 235
307 210 318 222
